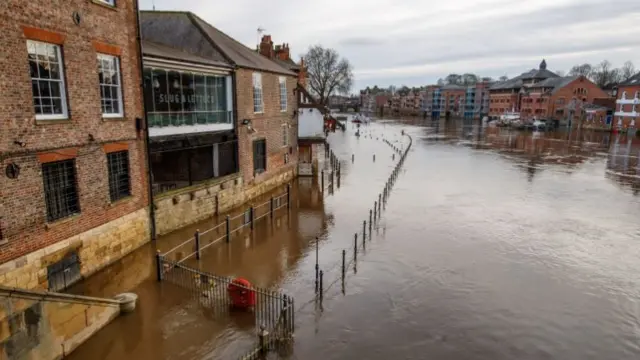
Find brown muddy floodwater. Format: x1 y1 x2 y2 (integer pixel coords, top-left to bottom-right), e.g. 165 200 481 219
69 118 640 360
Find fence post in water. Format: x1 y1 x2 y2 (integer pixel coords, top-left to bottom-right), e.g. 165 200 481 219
258 325 267 355
378 194 382 215
287 184 291 209
226 215 230 243
315 237 319 293
249 207 255 230
369 210 373 231
195 230 201 260
270 197 274 218
352 154 354 163
155 250 163 281
321 170 325 192
373 154 376 162
354 235 358 261
319 270 324 300
374 202 377 221
342 249 346 280
362 220 366 240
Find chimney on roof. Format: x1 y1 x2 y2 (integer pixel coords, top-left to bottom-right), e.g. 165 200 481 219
275 42 290 61
259 35 274 58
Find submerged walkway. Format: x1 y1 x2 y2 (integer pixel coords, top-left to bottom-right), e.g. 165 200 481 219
68 120 411 359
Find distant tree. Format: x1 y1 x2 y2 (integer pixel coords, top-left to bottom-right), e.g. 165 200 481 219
498 75 509 82
481 77 493 82
373 85 380 93
568 63 592 77
398 85 410 96
461 73 478 85
303 45 354 105
555 70 566 77
436 78 445 86
620 61 636 81
590 60 621 87
445 74 462 85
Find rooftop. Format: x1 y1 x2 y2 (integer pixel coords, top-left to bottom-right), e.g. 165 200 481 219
140 11 295 76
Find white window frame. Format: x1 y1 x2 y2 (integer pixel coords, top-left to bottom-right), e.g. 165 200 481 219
97 53 124 118
27 40 68 120
253 72 264 113
279 76 287 112
282 123 288 147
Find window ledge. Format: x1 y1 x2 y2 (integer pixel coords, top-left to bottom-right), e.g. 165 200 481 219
44 213 81 230
108 195 133 207
102 115 127 121
35 118 72 126
90 0 117 10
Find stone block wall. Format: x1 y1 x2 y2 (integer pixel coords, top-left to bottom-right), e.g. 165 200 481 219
0 291 120 360
0 208 149 291
153 167 297 236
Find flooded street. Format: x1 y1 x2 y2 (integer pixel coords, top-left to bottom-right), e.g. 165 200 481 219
70 118 640 360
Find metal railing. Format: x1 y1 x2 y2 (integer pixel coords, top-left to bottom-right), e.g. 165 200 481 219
157 259 295 359
157 185 291 264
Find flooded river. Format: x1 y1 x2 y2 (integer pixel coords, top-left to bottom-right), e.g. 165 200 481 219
70 118 640 360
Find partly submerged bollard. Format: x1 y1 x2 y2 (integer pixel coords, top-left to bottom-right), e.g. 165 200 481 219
115 293 138 313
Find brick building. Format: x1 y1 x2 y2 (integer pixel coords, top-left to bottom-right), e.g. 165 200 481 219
614 72 640 133
139 11 298 235
489 59 559 117
0 0 150 290
257 35 307 86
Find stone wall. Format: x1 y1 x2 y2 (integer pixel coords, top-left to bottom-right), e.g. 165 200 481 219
154 167 297 236
0 289 121 360
0 208 149 291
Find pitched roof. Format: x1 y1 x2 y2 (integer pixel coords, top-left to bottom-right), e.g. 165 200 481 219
619 72 640 86
142 40 233 69
140 11 295 76
272 57 300 72
490 68 559 91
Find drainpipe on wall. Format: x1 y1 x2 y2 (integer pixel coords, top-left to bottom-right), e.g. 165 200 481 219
134 0 156 240
232 68 240 175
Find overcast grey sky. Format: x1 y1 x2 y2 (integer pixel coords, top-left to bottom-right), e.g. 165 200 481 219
140 0 640 92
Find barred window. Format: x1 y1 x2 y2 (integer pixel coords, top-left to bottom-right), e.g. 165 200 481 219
107 150 131 201
253 139 266 173
27 40 68 119
282 124 288 147
279 76 287 111
97 54 123 116
253 73 263 113
42 160 80 222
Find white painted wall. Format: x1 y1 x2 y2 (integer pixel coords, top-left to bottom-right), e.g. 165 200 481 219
299 108 324 138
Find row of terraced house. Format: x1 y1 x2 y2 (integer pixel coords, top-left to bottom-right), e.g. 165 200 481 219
0 0 329 299
360 59 639 133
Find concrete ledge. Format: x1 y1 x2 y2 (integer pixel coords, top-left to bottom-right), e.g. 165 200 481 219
0 285 121 307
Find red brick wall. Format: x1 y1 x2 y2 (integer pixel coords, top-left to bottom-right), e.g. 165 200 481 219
235 68 298 185
548 77 609 119
0 0 148 263
489 91 519 116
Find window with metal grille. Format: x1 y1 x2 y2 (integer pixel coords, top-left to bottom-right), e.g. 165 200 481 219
282 124 288 147
253 139 266 173
42 160 80 222
107 150 131 201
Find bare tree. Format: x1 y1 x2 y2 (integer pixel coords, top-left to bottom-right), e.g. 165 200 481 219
481 76 493 82
445 74 462 85
304 45 354 105
461 73 478 85
568 63 592 77
620 61 636 81
590 60 621 87
498 75 509 82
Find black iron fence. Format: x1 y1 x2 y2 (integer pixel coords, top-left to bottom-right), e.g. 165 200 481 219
309 132 413 308
159 259 295 355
